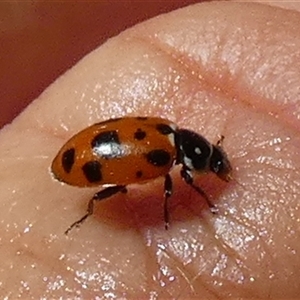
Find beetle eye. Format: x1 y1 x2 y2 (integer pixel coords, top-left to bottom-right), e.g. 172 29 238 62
211 159 222 173
210 146 232 181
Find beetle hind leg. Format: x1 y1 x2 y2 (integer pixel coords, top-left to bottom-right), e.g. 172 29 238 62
65 185 127 235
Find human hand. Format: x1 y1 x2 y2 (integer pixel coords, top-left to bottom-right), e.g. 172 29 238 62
1 2 300 298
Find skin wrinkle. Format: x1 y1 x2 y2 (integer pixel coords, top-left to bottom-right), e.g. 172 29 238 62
202 215 256 287
130 4 298 296
153 242 208 298
126 3 300 130
1 2 300 299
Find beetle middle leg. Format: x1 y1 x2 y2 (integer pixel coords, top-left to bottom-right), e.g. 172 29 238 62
65 185 127 235
163 173 173 230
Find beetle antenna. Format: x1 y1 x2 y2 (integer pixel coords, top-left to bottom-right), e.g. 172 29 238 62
227 174 246 190
217 135 225 146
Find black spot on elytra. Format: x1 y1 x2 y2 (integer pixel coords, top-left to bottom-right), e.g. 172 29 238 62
134 128 146 140
92 130 120 146
136 170 143 178
136 117 148 121
82 161 102 183
146 149 171 167
92 130 124 159
62 148 75 173
156 123 174 135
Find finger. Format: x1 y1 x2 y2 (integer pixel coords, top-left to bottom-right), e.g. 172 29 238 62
1 2 300 299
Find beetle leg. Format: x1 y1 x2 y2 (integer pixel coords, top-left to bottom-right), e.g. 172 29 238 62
180 167 218 214
65 185 127 235
164 173 173 230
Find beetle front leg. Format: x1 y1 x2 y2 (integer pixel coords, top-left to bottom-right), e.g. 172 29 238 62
180 167 217 213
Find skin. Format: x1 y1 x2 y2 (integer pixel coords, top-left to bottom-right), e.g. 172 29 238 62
1 1 300 298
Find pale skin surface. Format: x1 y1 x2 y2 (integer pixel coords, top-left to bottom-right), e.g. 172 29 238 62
1 2 300 299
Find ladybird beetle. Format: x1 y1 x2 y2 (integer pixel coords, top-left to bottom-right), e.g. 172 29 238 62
51 117 232 234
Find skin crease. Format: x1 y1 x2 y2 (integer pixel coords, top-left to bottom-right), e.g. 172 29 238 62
1 1 300 299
